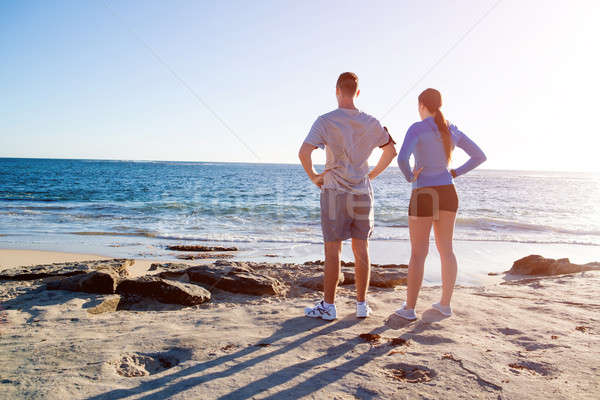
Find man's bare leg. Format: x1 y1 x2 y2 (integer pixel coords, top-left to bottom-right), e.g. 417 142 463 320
323 240 342 304
351 238 370 302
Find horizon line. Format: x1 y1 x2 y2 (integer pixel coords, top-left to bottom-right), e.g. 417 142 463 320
1 156 598 174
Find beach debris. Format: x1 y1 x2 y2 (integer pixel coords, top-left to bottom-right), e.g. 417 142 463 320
507 255 600 276
86 295 122 314
359 333 381 343
575 326 589 333
254 343 271 347
550 335 558 339
110 348 192 377
388 350 406 356
300 274 344 291
175 253 234 260
387 363 435 383
389 337 410 347
508 360 558 376
0 259 133 281
441 352 458 361
166 245 238 252
116 276 211 306
220 344 237 352
186 261 284 296
46 269 120 294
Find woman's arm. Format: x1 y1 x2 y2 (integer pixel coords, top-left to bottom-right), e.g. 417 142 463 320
452 131 486 177
397 126 418 182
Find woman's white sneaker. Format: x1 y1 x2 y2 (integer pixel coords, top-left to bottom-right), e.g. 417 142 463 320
304 301 337 320
432 302 452 317
356 302 372 318
394 302 417 321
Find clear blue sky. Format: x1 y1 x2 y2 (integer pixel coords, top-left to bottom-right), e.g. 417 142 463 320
1 0 599 171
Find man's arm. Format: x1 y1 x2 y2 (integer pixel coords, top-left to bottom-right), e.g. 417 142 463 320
368 142 397 180
298 142 324 188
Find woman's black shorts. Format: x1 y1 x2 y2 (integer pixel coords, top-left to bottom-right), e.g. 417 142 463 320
408 184 459 217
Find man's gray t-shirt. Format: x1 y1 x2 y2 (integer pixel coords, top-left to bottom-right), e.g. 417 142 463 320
304 108 392 194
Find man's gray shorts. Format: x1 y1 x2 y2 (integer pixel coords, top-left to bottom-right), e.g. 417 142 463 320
320 188 374 242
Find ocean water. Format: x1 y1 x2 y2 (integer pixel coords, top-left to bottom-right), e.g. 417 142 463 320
1 158 599 278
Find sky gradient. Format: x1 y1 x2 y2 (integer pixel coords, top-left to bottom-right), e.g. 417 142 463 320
1 0 599 171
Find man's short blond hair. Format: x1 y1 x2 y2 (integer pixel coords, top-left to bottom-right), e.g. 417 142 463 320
336 72 358 97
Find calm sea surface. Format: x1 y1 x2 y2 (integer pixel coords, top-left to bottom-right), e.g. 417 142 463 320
1 158 599 261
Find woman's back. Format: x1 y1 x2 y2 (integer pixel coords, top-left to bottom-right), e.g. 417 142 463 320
397 116 486 189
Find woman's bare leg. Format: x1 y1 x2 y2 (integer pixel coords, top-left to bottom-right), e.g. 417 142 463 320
433 210 458 306
406 216 433 309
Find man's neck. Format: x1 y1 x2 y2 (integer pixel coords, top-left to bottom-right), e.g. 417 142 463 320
338 100 357 110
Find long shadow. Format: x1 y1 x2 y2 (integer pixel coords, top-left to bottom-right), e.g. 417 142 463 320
247 314 458 399
220 324 391 400
86 316 361 400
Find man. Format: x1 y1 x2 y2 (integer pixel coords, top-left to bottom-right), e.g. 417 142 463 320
298 72 397 320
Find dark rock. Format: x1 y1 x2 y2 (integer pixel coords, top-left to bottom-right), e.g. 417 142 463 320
508 255 600 276
186 262 284 296
166 245 238 252
0 259 133 281
370 270 408 288
175 253 234 260
116 276 211 306
300 273 344 291
46 269 120 294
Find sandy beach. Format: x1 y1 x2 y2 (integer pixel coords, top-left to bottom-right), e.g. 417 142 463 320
1 249 598 399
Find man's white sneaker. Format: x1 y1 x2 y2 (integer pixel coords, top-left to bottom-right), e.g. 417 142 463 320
394 302 417 321
304 301 337 320
432 302 452 317
356 302 372 318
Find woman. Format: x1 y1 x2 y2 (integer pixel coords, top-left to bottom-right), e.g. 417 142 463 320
396 88 486 320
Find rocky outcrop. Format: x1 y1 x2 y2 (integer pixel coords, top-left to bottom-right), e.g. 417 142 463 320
46 269 120 294
175 253 234 260
166 245 238 252
116 276 211 306
340 269 407 288
186 261 284 296
300 274 344 291
0 259 133 281
303 260 407 269
377 264 408 269
370 270 408 288
508 255 600 276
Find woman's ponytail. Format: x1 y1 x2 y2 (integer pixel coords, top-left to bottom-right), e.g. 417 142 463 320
418 88 452 164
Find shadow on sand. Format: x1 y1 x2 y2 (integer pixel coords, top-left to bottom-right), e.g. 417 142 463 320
86 309 453 400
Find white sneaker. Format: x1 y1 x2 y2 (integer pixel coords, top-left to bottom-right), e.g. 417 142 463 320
356 302 372 318
304 301 337 320
432 302 452 317
394 302 417 321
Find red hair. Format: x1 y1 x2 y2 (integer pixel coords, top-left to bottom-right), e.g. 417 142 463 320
418 88 451 164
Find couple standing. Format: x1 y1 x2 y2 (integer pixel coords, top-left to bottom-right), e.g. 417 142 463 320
298 72 486 321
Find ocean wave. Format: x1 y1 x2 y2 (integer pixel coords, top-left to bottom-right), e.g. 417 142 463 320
454 217 600 236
